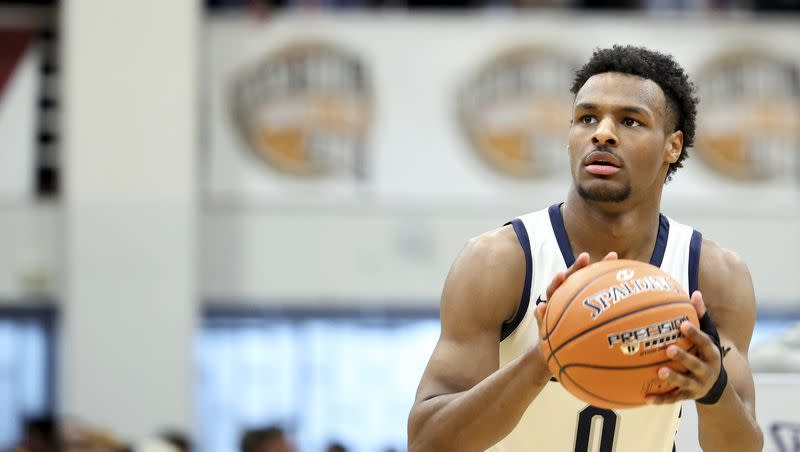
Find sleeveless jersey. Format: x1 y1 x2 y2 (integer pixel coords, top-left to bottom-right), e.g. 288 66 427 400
489 204 702 452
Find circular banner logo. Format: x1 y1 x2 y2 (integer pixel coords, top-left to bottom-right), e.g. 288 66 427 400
229 42 372 178
458 47 576 178
695 49 800 181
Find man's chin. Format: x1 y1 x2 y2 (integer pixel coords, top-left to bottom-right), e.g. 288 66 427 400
577 182 631 203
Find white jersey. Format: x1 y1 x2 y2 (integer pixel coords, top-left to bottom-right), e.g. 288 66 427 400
490 204 702 452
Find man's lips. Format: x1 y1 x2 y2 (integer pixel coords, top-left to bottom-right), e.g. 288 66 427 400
585 164 621 175
584 150 622 176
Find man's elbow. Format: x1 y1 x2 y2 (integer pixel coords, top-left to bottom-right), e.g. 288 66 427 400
407 404 439 452
699 423 763 452
408 403 462 452
408 426 453 452
752 424 764 452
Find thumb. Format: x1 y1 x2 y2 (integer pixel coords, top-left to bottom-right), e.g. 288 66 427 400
602 251 618 261
691 290 707 317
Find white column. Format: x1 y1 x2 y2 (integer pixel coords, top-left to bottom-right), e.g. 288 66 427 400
60 0 198 441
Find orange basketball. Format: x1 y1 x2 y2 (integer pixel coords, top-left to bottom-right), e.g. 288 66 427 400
540 259 698 409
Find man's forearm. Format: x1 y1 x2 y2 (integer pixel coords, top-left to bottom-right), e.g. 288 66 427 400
696 383 763 452
408 346 550 452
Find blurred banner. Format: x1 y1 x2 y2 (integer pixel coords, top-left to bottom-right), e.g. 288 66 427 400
205 14 800 210
0 29 39 201
201 14 800 305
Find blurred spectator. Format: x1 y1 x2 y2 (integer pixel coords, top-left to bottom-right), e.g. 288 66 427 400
158 431 190 452
60 419 124 452
240 426 295 452
13 416 60 452
325 442 347 452
133 439 178 452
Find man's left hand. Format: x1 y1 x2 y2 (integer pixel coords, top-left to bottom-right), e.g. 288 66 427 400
645 291 722 404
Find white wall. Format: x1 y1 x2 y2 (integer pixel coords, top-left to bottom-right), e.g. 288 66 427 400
202 200 800 309
0 196 792 311
0 203 59 302
60 0 198 442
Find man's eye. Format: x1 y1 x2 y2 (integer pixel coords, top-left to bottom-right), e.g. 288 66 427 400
623 118 641 127
581 116 597 125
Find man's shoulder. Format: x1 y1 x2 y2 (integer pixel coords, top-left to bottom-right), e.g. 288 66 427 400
463 225 522 267
699 238 750 282
698 238 755 316
443 225 526 325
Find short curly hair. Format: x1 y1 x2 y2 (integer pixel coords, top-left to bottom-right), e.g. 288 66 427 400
571 45 698 181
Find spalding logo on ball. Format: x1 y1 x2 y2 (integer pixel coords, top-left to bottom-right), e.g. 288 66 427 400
540 260 699 409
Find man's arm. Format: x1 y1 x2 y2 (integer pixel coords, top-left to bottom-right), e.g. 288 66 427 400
695 242 763 451
407 226 552 452
647 240 763 452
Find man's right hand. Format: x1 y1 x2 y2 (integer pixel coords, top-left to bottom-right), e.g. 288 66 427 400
534 251 619 334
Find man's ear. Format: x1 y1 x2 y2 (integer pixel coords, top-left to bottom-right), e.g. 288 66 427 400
664 130 683 164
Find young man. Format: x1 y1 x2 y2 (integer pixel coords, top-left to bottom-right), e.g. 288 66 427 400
408 46 763 452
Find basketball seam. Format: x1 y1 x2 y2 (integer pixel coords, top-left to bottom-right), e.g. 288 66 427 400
558 368 641 407
561 344 697 371
563 359 671 371
543 265 627 341
546 299 692 366
558 344 698 408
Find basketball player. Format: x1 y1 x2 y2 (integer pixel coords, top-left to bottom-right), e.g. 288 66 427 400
408 46 763 452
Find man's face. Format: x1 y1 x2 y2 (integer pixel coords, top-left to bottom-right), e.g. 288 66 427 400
568 72 681 203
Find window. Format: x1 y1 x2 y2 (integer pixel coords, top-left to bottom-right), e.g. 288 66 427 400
0 307 55 450
197 309 439 452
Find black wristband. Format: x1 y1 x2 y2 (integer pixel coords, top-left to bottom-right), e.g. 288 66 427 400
695 312 728 405
696 361 727 404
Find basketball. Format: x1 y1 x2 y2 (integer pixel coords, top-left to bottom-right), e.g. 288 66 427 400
540 259 699 409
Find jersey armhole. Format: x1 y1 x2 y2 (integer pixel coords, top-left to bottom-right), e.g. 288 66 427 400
501 218 533 342
688 230 703 295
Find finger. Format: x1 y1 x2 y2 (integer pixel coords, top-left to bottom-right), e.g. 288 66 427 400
657 366 700 394
691 290 707 317
666 345 706 377
681 321 719 364
645 390 691 405
568 252 591 276
534 301 547 330
545 271 566 301
546 253 590 300
602 251 618 261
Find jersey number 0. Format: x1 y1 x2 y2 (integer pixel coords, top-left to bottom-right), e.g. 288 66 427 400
574 406 618 452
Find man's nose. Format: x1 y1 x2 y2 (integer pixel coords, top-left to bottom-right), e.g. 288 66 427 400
591 118 618 146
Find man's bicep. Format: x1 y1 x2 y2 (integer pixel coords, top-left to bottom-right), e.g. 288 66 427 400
414 325 501 403
415 230 523 402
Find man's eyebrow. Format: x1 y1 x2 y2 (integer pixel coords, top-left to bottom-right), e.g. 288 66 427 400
575 103 651 117
621 105 650 116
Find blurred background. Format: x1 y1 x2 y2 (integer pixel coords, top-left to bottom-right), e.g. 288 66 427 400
0 0 799 451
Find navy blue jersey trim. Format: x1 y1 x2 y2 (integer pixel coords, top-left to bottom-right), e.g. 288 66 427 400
548 203 576 267
501 218 533 341
689 230 703 294
649 214 670 267
549 203 670 268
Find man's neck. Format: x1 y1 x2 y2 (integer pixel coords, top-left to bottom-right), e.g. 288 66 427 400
562 188 663 264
